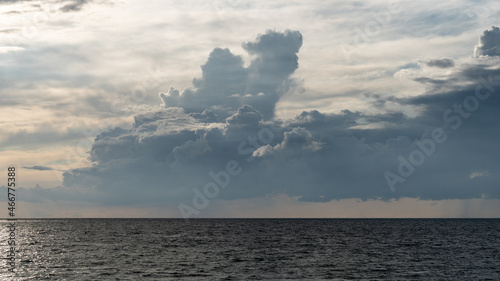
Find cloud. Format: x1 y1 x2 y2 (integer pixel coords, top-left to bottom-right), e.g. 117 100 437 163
159 30 302 121
425 58 455 68
253 127 322 158
0 46 24 54
0 29 20 33
0 0 109 13
23 165 56 171
400 8 478 37
469 171 489 179
0 123 89 148
59 0 96 12
474 26 500 57
55 28 500 213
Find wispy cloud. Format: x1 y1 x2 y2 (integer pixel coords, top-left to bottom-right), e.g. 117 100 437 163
469 171 489 179
23 165 56 171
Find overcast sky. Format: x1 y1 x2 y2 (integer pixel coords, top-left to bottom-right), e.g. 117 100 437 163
1 0 500 218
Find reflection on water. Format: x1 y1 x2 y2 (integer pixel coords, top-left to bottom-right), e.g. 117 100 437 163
1 219 499 280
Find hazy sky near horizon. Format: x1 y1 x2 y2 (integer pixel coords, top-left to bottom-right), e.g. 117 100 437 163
1 0 500 218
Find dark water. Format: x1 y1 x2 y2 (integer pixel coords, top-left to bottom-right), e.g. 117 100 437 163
1 219 499 280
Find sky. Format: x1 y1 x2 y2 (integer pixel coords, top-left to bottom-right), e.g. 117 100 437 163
1 0 500 218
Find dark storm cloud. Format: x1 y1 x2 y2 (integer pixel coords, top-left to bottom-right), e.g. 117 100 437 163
58 29 500 210
474 26 500 57
425 58 455 68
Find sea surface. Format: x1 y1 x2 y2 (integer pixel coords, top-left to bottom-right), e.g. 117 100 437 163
0 219 499 280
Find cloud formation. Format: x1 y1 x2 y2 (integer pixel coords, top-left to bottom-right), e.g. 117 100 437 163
159 30 302 121
474 26 500 57
55 28 500 213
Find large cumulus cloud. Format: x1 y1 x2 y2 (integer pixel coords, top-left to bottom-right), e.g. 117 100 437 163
159 30 302 121
59 28 500 214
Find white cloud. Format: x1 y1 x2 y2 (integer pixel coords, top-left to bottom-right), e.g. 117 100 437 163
469 171 489 179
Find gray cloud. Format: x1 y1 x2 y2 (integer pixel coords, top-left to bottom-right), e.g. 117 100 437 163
23 165 56 171
60 0 93 12
0 0 109 12
53 29 500 210
0 122 90 148
425 58 455 68
160 30 302 121
474 26 500 57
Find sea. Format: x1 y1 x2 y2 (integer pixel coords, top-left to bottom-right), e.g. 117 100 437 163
1 219 499 280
